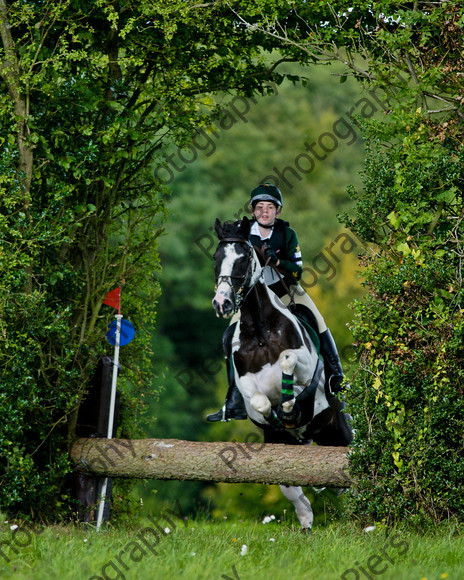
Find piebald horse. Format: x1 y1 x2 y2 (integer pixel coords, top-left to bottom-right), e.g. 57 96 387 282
212 217 352 531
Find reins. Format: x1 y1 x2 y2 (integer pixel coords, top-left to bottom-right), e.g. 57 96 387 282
215 236 296 311
254 244 296 308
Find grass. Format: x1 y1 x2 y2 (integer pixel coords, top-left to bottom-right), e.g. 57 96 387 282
0 513 463 580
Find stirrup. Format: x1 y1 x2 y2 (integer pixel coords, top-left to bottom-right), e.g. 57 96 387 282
206 405 230 422
328 373 345 395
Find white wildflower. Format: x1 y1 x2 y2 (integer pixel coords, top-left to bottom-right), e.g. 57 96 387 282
10 524 18 531
364 526 376 533
240 544 248 556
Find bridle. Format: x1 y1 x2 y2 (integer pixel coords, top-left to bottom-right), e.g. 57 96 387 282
214 237 255 311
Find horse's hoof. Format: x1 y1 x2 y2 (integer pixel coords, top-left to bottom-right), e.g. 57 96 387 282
301 527 312 535
277 406 301 429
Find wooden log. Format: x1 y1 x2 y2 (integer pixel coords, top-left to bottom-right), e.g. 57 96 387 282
70 438 352 488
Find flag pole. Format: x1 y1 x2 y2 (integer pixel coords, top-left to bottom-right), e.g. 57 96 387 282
96 312 123 530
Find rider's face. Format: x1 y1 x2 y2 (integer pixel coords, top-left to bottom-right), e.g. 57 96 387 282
253 201 279 226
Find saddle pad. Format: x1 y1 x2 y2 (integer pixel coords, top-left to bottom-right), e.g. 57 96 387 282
294 313 321 357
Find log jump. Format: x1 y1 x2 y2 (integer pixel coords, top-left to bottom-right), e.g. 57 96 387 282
70 437 352 488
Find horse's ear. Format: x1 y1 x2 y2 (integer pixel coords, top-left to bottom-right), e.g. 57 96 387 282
239 215 251 239
214 218 223 239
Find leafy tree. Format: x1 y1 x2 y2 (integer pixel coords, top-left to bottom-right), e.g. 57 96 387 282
0 0 309 519
236 1 464 522
340 2 464 524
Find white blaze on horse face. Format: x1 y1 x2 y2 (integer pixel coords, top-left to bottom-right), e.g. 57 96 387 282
212 243 262 318
212 244 240 318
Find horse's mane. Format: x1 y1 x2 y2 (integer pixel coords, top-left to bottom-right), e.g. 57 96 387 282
220 219 247 240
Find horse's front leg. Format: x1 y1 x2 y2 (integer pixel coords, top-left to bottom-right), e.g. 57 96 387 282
279 350 297 413
279 485 313 532
238 374 285 428
277 350 303 429
237 375 274 421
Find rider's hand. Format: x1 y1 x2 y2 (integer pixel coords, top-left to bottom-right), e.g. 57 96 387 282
264 245 280 266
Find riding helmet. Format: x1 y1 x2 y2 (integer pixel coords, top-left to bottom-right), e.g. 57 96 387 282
249 183 283 208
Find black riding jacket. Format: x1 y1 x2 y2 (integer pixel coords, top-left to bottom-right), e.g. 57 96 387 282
249 218 303 297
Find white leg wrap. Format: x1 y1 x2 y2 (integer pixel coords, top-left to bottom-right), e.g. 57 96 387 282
279 485 313 530
282 399 296 413
278 350 298 375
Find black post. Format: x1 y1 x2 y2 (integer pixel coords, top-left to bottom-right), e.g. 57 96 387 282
71 357 121 522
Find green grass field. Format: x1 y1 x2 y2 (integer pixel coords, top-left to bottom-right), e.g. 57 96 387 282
1 512 463 580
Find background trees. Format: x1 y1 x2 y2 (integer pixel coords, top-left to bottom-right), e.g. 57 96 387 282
0 0 310 518
341 3 464 523
145 60 366 518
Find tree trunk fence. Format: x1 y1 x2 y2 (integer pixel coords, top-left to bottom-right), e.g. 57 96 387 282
70 358 352 523
70 437 352 488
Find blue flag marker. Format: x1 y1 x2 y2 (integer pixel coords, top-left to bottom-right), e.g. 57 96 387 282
106 319 135 346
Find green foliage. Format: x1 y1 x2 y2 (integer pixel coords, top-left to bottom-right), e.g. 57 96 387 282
0 0 304 519
5 0 463 527
346 115 464 522
331 4 464 523
232 0 464 523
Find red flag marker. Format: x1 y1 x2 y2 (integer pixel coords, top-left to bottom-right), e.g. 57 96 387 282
103 287 121 314
98 285 123 529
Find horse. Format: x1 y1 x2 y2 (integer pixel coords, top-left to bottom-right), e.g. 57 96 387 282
211 216 353 532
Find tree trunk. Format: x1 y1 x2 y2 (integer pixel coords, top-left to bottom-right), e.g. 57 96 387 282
70 437 352 487
0 0 34 198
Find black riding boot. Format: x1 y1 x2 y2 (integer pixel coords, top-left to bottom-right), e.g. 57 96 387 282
206 323 247 422
206 380 247 422
319 329 346 394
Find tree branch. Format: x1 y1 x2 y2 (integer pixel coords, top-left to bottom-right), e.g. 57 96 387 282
0 0 34 205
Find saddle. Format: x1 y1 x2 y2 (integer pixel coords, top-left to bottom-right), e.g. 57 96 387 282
288 303 321 357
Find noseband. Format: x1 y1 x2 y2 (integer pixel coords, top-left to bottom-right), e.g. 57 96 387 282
215 237 255 311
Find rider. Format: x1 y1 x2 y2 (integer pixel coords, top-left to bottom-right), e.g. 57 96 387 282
206 183 347 422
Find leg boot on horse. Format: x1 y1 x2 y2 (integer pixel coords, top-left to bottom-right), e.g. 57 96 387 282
206 323 247 422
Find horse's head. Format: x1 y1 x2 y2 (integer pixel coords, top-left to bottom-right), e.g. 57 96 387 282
212 216 261 318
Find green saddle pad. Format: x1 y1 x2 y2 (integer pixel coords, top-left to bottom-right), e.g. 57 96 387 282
293 313 322 359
